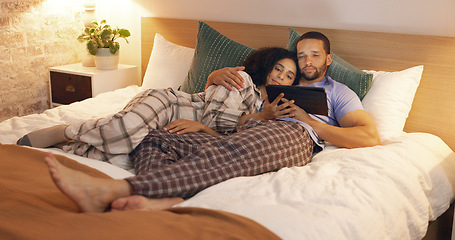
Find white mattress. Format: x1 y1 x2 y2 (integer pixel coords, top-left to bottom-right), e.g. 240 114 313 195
1 85 454 240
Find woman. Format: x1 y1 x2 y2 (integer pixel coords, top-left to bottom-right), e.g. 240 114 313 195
17 47 300 166
43 47 315 213
166 46 301 134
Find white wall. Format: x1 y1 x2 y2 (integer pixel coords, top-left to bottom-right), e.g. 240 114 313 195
93 0 455 76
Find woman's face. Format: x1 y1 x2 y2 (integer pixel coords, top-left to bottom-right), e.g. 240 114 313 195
266 58 297 86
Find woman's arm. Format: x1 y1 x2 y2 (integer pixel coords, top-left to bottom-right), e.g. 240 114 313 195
238 95 295 126
201 72 258 132
164 119 219 136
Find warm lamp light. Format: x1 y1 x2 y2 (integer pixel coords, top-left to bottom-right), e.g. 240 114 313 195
83 0 96 27
81 0 97 67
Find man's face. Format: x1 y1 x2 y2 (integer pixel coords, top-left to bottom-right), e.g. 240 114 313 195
296 39 332 84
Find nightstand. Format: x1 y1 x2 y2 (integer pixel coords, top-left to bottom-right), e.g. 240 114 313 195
49 63 138 106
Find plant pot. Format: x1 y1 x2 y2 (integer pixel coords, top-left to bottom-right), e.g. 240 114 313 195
94 48 119 70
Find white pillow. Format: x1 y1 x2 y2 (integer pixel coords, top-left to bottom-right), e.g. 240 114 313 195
142 33 195 90
362 65 424 141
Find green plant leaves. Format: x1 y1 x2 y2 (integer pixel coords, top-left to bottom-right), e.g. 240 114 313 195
118 29 130 38
86 41 98 55
77 20 130 56
109 42 120 54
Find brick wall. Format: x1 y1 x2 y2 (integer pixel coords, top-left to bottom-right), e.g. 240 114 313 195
0 0 85 122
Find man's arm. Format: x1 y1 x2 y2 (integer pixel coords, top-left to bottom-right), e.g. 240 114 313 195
312 110 381 148
285 99 380 148
205 66 246 90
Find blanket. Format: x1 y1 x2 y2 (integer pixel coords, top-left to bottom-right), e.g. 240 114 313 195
0 144 279 240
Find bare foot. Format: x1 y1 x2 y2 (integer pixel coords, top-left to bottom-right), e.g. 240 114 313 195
111 195 184 211
44 153 131 212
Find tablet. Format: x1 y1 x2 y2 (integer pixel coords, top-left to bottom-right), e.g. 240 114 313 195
266 85 328 116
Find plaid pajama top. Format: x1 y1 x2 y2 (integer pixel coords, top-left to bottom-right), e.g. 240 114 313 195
62 71 263 164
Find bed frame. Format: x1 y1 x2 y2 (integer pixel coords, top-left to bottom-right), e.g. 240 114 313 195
140 17 455 239
141 17 455 152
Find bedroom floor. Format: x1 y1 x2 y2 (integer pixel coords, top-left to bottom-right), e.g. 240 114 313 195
422 204 453 240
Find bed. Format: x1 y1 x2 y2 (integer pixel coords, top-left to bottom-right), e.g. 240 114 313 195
1 17 455 240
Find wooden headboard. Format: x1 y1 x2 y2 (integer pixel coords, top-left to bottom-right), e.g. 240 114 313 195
141 17 455 150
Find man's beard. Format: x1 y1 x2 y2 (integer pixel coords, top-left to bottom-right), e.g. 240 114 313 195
301 64 327 81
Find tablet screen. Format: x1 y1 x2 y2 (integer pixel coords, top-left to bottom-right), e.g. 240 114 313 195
266 85 328 116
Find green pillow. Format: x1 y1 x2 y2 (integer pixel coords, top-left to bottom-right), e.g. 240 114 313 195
180 21 255 93
286 27 372 100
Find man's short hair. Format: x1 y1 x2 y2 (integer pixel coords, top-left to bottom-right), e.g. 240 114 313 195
297 31 331 54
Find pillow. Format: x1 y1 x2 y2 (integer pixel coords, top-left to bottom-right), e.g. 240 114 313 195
286 27 373 100
180 21 255 94
362 65 424 141
142 33 195 90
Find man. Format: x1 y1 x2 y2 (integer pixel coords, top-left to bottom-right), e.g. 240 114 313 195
207 31 380 150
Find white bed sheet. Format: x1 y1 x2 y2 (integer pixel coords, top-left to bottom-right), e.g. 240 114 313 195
179 133 455 240
0 85 143 146
1 86 454 240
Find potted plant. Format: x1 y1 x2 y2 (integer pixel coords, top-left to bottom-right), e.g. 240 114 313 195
77 20 131 70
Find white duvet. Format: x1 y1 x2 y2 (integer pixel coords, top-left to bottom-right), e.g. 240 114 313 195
180 134 455 240
1 85 454 240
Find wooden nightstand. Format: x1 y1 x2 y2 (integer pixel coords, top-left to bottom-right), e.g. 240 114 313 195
49 63 138 106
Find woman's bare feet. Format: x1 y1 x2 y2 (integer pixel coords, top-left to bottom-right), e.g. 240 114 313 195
111 195 184 211
44 153 131 213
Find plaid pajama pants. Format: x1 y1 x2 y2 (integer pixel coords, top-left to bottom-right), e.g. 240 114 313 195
126 118 314 199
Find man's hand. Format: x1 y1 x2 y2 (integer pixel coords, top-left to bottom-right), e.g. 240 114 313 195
281 97 314 124
205 66 246 91
164 119 218 135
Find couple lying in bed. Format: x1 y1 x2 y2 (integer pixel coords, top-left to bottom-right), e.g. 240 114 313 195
18 31 380 212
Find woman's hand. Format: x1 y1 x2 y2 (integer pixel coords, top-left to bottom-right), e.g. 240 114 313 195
238 93 296 126
164 119 219 135
260 93 295 120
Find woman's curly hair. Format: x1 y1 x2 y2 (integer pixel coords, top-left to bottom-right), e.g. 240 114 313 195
243 47 300 87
